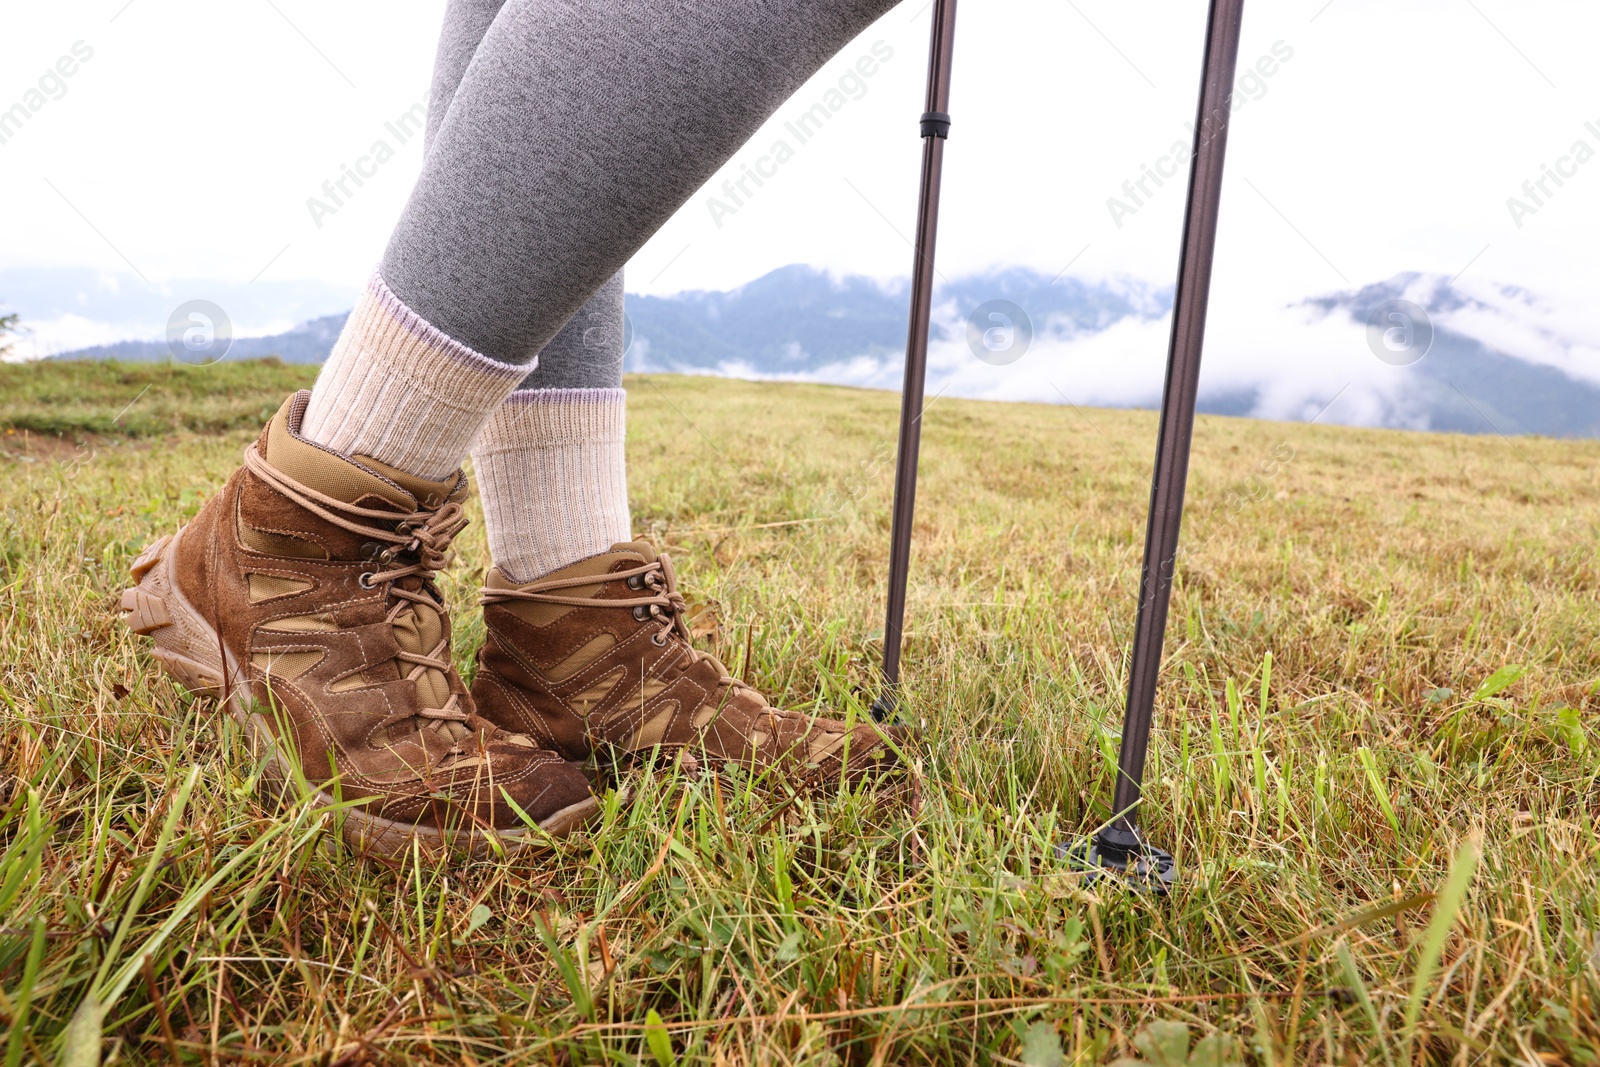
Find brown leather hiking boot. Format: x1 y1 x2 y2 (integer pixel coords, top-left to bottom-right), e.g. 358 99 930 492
120 392 597 858
471 542 907 785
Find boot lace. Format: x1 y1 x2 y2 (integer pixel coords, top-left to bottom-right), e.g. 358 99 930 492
481 553 765 706
244 445 474 747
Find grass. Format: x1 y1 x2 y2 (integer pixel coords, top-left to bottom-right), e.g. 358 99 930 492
1 358 1597 1065
0 359 316 438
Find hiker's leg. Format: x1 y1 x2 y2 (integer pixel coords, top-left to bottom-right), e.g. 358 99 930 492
421 0 503 149
382 0 908 781
420 0 631 578
472 274 630 582
301 0 898 479
421 0 629 397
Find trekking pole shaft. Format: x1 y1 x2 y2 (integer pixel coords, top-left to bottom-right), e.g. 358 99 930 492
1108 0 1246 834
880 0 958 702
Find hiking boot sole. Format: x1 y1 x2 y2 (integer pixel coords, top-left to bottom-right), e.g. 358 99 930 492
121 528 599 860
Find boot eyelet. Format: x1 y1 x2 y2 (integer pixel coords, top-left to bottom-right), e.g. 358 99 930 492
626 574 644 590
632 605 651 621
358 572 377 589
651 632 668 646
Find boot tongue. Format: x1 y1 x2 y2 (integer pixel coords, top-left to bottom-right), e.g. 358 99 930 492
390 602 463 737
485 544 652 594
486 542 655 627
265 392 463 511
611 540 657 562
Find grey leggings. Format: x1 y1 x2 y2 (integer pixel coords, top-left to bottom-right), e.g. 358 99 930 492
388 0 899 388
419 0 623 391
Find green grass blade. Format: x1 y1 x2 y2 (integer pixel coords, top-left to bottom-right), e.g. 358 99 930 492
3 918 47 1067
1356 747 1399 834
1404 837 1480 1041
644 1008 676 1067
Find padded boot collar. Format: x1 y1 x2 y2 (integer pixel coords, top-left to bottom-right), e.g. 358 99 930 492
264 391 466 511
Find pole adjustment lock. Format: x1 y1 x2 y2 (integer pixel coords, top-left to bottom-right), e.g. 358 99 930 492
919 111 951 139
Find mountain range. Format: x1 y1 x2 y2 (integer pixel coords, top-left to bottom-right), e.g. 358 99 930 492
16 264 1600 438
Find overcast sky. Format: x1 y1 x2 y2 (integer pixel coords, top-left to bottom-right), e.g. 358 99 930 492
5 0 1600 383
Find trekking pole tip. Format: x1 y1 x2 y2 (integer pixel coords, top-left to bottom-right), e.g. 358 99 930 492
1058 827 1178 896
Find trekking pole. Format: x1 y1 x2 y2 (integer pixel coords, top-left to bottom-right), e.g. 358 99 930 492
1067 0 1247 891
871 0 959 723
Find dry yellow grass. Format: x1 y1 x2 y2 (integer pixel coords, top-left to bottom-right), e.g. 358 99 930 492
1 361 1596 1064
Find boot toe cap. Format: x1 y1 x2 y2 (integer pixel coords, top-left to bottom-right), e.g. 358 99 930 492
385 742 597 840
491 750 599 832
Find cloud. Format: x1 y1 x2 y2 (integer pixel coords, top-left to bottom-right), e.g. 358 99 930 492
638 264 1600 438
1430 279 1600 389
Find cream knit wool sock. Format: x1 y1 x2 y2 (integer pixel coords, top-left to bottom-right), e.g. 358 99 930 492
301 273 528 480
471 389 631 582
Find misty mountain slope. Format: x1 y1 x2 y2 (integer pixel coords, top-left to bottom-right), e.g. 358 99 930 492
625 266 907 372
59 313 349 365
39 264 1600 438
1306 274 1600 437
626 265 1171 376
1 268 357 359
1405 333 1600 437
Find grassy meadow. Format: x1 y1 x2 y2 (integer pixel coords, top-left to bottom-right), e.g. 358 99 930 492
0 358 1597 1065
